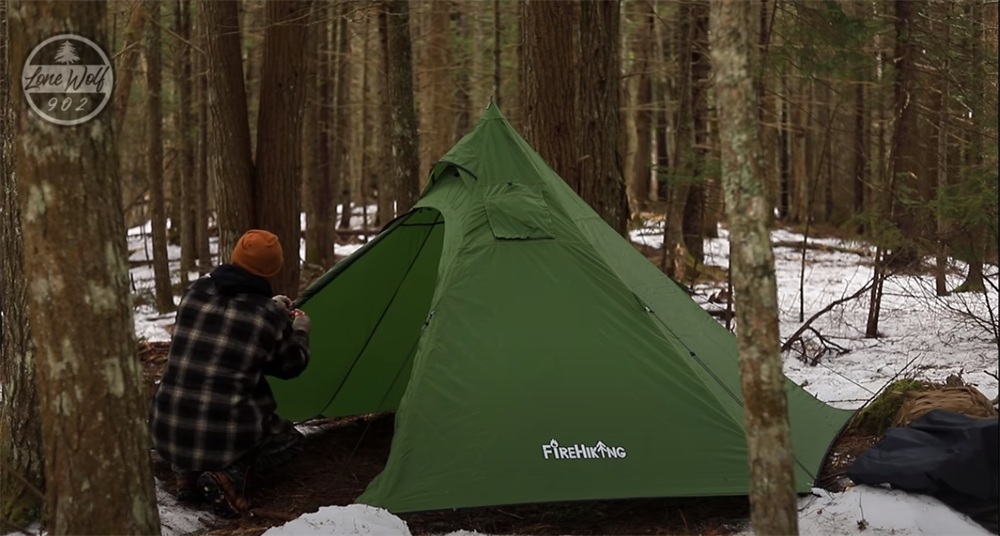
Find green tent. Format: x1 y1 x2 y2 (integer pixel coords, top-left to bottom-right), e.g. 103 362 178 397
271 103 852 514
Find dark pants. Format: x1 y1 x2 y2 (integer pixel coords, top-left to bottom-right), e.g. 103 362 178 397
175 419 303 496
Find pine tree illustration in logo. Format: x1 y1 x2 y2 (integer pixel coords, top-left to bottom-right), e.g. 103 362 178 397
54 41 80 64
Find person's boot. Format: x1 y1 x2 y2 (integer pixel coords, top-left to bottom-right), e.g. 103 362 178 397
175 471 205 504
197 468 248 518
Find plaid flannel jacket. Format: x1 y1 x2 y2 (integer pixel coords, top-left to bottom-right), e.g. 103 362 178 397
150 265 309 472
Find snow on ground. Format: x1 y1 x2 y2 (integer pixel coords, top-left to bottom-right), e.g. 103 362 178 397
254 486 994 536
127 216 996 536
156 481 218 536
260 504 411 536
632 222 999 406
793 485 991 536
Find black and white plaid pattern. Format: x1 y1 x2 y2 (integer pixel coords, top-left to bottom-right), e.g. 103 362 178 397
150 266 309 472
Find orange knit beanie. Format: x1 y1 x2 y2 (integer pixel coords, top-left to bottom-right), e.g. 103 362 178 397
231 229 284 278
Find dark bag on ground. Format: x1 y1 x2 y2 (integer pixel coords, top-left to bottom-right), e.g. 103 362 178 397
847 409 999 534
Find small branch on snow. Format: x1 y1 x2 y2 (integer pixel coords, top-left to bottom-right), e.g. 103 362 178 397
781 280 874 353
772 240 869 256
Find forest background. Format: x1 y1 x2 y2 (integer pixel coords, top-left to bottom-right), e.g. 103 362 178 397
1 0 997 534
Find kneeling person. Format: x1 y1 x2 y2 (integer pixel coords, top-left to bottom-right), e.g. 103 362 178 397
150 229 311 517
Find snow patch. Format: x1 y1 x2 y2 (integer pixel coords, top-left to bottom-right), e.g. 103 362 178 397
262 504 410 536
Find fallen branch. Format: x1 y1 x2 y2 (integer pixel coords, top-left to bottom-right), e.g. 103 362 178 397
790 327 850 366
773 240 869 257
781 280 874 353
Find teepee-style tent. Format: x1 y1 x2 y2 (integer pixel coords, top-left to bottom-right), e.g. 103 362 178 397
270 103 852 513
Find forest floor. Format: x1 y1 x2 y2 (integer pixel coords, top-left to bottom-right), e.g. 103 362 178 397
139 341 874 536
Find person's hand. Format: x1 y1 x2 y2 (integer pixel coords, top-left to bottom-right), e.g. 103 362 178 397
291 309 311 333
272 295 293 310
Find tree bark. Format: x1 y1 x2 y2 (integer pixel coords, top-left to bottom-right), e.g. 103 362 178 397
578 0 628 235
304 1 332 267
933 3 951 297
493 0 502 107
113 0 151 136
710 1 799 534
255 0 311 296
376 9 393 226
425 1 455 164
0 0 44 522
195 8 213 273
10 2 162 532
521 0 579 187
667 0 695 271
629 0 655 211
176 0 196 278
359 12 373 229
147 1 175 313
853 79 866 234
201 0 255 258
453 5 472 136
684 0 710 259
887 0 928 267
383 0 421 217
334 7 353 230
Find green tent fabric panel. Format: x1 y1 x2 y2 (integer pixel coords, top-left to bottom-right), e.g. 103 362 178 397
439 114 551 190
270 209 444 421
359 233 752 512
322 216 445 417
483 182 555 239
575 217 853 490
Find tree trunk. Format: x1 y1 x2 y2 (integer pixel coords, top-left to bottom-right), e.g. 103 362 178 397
493 0 502 106
0 0 45 522
866 22 891 339
683 0 710 263
304 2 332 266
710 1 799 534
578 0 628 236
521 0 579 188
955 0 990 294
853 80 866 234
453 5 472 137
933 4 951 297
195 7 213 273
666 0 697 276
147 1 174 313
886 0 927 268
654 87 669 201
359 12 373 229
113 0 151 136
383 0 421 217
376 10 393 225
201 0 255 258
425 1 455 164
176 0 196 279
10 2 162 532
334 7 353 230
255 0 311 296
629 0 655 212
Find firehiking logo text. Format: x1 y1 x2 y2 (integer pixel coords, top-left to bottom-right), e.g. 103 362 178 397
541 438 628 460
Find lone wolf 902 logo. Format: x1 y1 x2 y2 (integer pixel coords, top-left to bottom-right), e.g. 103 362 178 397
21 34 114 126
